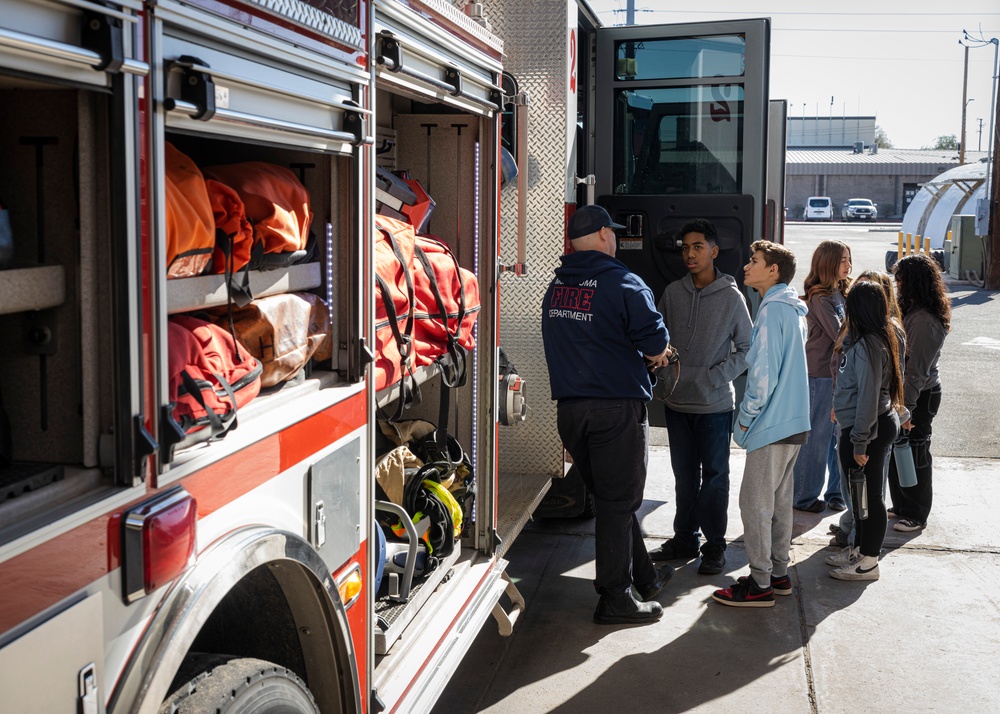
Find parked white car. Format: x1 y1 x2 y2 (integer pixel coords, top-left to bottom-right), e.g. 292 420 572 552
803 196 833 221
842 198 878 222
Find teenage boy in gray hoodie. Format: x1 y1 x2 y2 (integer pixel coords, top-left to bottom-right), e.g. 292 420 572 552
649 219 752 575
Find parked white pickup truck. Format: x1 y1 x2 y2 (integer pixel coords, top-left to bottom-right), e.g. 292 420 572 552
842 198 878 222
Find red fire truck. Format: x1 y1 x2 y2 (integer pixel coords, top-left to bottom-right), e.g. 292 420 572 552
0 0 780 711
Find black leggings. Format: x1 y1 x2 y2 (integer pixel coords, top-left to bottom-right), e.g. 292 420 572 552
840 411 899 558
888 385 942 524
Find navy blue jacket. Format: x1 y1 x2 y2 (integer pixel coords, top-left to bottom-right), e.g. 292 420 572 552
542 250 669 401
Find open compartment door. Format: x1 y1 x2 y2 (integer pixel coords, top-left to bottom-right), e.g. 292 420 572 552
593 19 771 303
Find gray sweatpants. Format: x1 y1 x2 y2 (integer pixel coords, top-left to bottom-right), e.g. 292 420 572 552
739 443 801 589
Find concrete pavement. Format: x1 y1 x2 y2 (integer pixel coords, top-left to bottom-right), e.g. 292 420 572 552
432 446 1000 713
432 251 1000 714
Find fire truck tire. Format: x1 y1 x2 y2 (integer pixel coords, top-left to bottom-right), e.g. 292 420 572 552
159 654 320 714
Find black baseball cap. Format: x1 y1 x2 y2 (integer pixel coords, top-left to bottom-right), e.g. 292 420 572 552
567 205 625 241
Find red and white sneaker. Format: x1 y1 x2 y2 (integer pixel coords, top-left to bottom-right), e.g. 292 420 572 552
737 573 792 596
712 576 775 608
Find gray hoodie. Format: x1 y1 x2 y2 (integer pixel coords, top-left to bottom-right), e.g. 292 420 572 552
833 334 893 455
654 269 752 413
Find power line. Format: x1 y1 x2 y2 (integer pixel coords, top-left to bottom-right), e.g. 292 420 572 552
604 20 999 34
774 53 996 63
613 7 999 18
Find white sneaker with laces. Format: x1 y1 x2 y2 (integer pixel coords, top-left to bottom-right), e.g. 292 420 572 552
893 519 924 532
830 554 879 581
824 546 859 567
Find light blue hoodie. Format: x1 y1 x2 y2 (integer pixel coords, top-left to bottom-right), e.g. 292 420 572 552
734 283 811 453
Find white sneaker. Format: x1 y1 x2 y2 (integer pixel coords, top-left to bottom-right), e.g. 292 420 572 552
830 555 880 581
893 518 924 533
824 546 859 567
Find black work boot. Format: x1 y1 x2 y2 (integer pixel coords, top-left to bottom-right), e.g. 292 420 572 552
593 590 663 625
698 545 727 575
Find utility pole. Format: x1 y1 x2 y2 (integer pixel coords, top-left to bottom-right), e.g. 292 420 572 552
962 31 999 289
626 0 634 25
988 68 1000 289
961 45 969 164
829 96 833 147
979 118 985 151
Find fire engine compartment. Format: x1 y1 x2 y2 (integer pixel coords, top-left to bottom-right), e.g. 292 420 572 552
156 131 356 471
370 81 493 655
0 74 128 542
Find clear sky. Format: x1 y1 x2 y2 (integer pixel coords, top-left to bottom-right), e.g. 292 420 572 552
585 1 1000 151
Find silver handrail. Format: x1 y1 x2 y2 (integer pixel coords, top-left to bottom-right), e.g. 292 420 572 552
164 99 366 146
174 60 371 116
0 27 148 75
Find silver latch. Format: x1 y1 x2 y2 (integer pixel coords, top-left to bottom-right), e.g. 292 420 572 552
314 501 326 548
79 663 99 714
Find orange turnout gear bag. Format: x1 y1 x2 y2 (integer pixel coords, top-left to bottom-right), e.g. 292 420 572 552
373 215 417 395
372 216 481 399
167 314 262 454
164 143 215 279
411 233 480 383
202 162 313 270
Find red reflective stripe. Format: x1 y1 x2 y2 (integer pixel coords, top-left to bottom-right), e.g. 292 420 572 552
0 391 366 633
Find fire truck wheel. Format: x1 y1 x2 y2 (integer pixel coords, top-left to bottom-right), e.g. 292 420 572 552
159 654 320 714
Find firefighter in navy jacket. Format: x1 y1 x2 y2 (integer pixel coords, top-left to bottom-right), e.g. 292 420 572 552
541 205 673 625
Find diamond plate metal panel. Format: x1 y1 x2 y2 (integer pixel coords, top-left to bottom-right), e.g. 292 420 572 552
248 0 363 47
493 0 574 478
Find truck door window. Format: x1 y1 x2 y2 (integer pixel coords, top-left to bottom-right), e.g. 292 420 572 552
615 35 745 80
614 86 744 195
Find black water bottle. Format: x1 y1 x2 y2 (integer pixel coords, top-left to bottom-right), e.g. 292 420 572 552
849 468 868 521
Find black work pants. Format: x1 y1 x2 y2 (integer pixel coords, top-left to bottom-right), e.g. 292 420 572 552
557 398 655 597
888 385 942 524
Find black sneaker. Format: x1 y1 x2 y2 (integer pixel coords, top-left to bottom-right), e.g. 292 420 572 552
697 546 726 575
712 577 775 608
738 573 792 596
648 537 700 561
794 499 826 514
635 563 674 601
593 591 664 625
827 497 847 512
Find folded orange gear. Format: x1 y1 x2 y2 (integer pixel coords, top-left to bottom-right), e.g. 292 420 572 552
164 142 215 278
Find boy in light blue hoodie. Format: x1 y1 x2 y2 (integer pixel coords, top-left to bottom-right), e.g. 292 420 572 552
713 240 810 608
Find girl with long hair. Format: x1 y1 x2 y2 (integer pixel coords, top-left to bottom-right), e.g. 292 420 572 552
888 254 950 532
827 281 904 580
793 240 852 513
829 270 906 549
